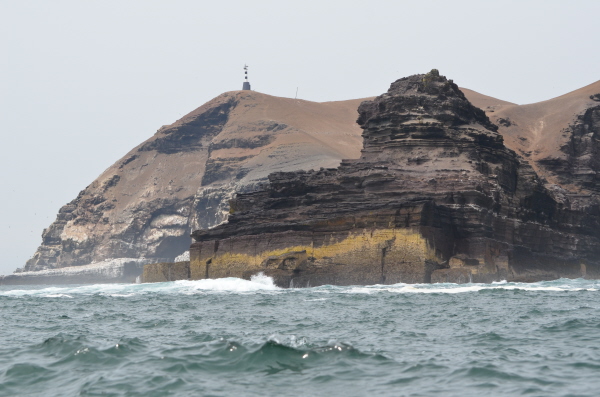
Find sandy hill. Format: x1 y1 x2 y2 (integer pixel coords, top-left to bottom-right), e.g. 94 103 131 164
468 82 600 193
460 87 516 112
24 91 370 271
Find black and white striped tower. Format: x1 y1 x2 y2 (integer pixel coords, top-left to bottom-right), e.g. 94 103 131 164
242 64 251 90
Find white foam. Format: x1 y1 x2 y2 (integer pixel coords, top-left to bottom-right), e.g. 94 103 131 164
1 277 596 296
343 284 488 294
0 273 280 296
250 272 278 287
42 294 73 298
340 279 600 294
174 272 279 293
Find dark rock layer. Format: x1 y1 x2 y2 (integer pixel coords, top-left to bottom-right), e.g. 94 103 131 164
142 261 190 283
191 71 600 286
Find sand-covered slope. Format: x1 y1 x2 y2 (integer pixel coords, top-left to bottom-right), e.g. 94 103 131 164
477 82 600 193
24 91 369 271
460 87 516 113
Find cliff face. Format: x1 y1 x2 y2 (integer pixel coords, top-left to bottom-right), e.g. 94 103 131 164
20 72 600 286
23 92 367 272
537 104 600 192
482 80 600 199
190 71 600 286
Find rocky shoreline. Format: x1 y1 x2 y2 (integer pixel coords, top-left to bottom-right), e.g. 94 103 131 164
187 71 600 287
8 71 600 287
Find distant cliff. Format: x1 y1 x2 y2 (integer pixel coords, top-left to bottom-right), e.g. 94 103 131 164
190 70 600 286
16 71 600 286
23 92 367 273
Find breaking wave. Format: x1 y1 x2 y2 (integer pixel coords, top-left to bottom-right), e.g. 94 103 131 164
340 278 599 294
0 272 279 297
1 276 597 298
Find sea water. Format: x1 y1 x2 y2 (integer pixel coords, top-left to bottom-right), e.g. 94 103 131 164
1 275 600 396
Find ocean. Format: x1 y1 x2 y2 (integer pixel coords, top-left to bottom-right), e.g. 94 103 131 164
1 275 599 396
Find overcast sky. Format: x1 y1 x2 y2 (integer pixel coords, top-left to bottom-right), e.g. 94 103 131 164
1 0 599 275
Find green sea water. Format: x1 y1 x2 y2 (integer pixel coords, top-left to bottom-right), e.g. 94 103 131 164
1 276 600 396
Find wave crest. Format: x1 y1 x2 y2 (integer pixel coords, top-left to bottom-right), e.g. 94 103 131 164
1 276 598 297
0 273 280 297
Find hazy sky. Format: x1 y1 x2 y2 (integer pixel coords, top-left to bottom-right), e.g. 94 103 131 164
1 0 599 275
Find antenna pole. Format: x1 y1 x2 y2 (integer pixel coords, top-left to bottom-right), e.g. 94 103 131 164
295 87 298 99
242 64 251 90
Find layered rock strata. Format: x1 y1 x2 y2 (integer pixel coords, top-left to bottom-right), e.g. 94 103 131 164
190 70 600 286
21 92 366 276
141 261 190 283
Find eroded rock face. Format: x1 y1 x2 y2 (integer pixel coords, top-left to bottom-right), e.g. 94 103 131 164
142 261 190 283
482 80 600 204
23 91 367 273
538 105 600 192
191 71 600 286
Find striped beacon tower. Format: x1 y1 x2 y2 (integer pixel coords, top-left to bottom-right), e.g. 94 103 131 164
242 64 251 90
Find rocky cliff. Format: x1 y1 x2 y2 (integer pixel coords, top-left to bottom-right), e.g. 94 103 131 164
21 91 367 274
481 80 600 198
190 70 600 286
14 71 600 286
